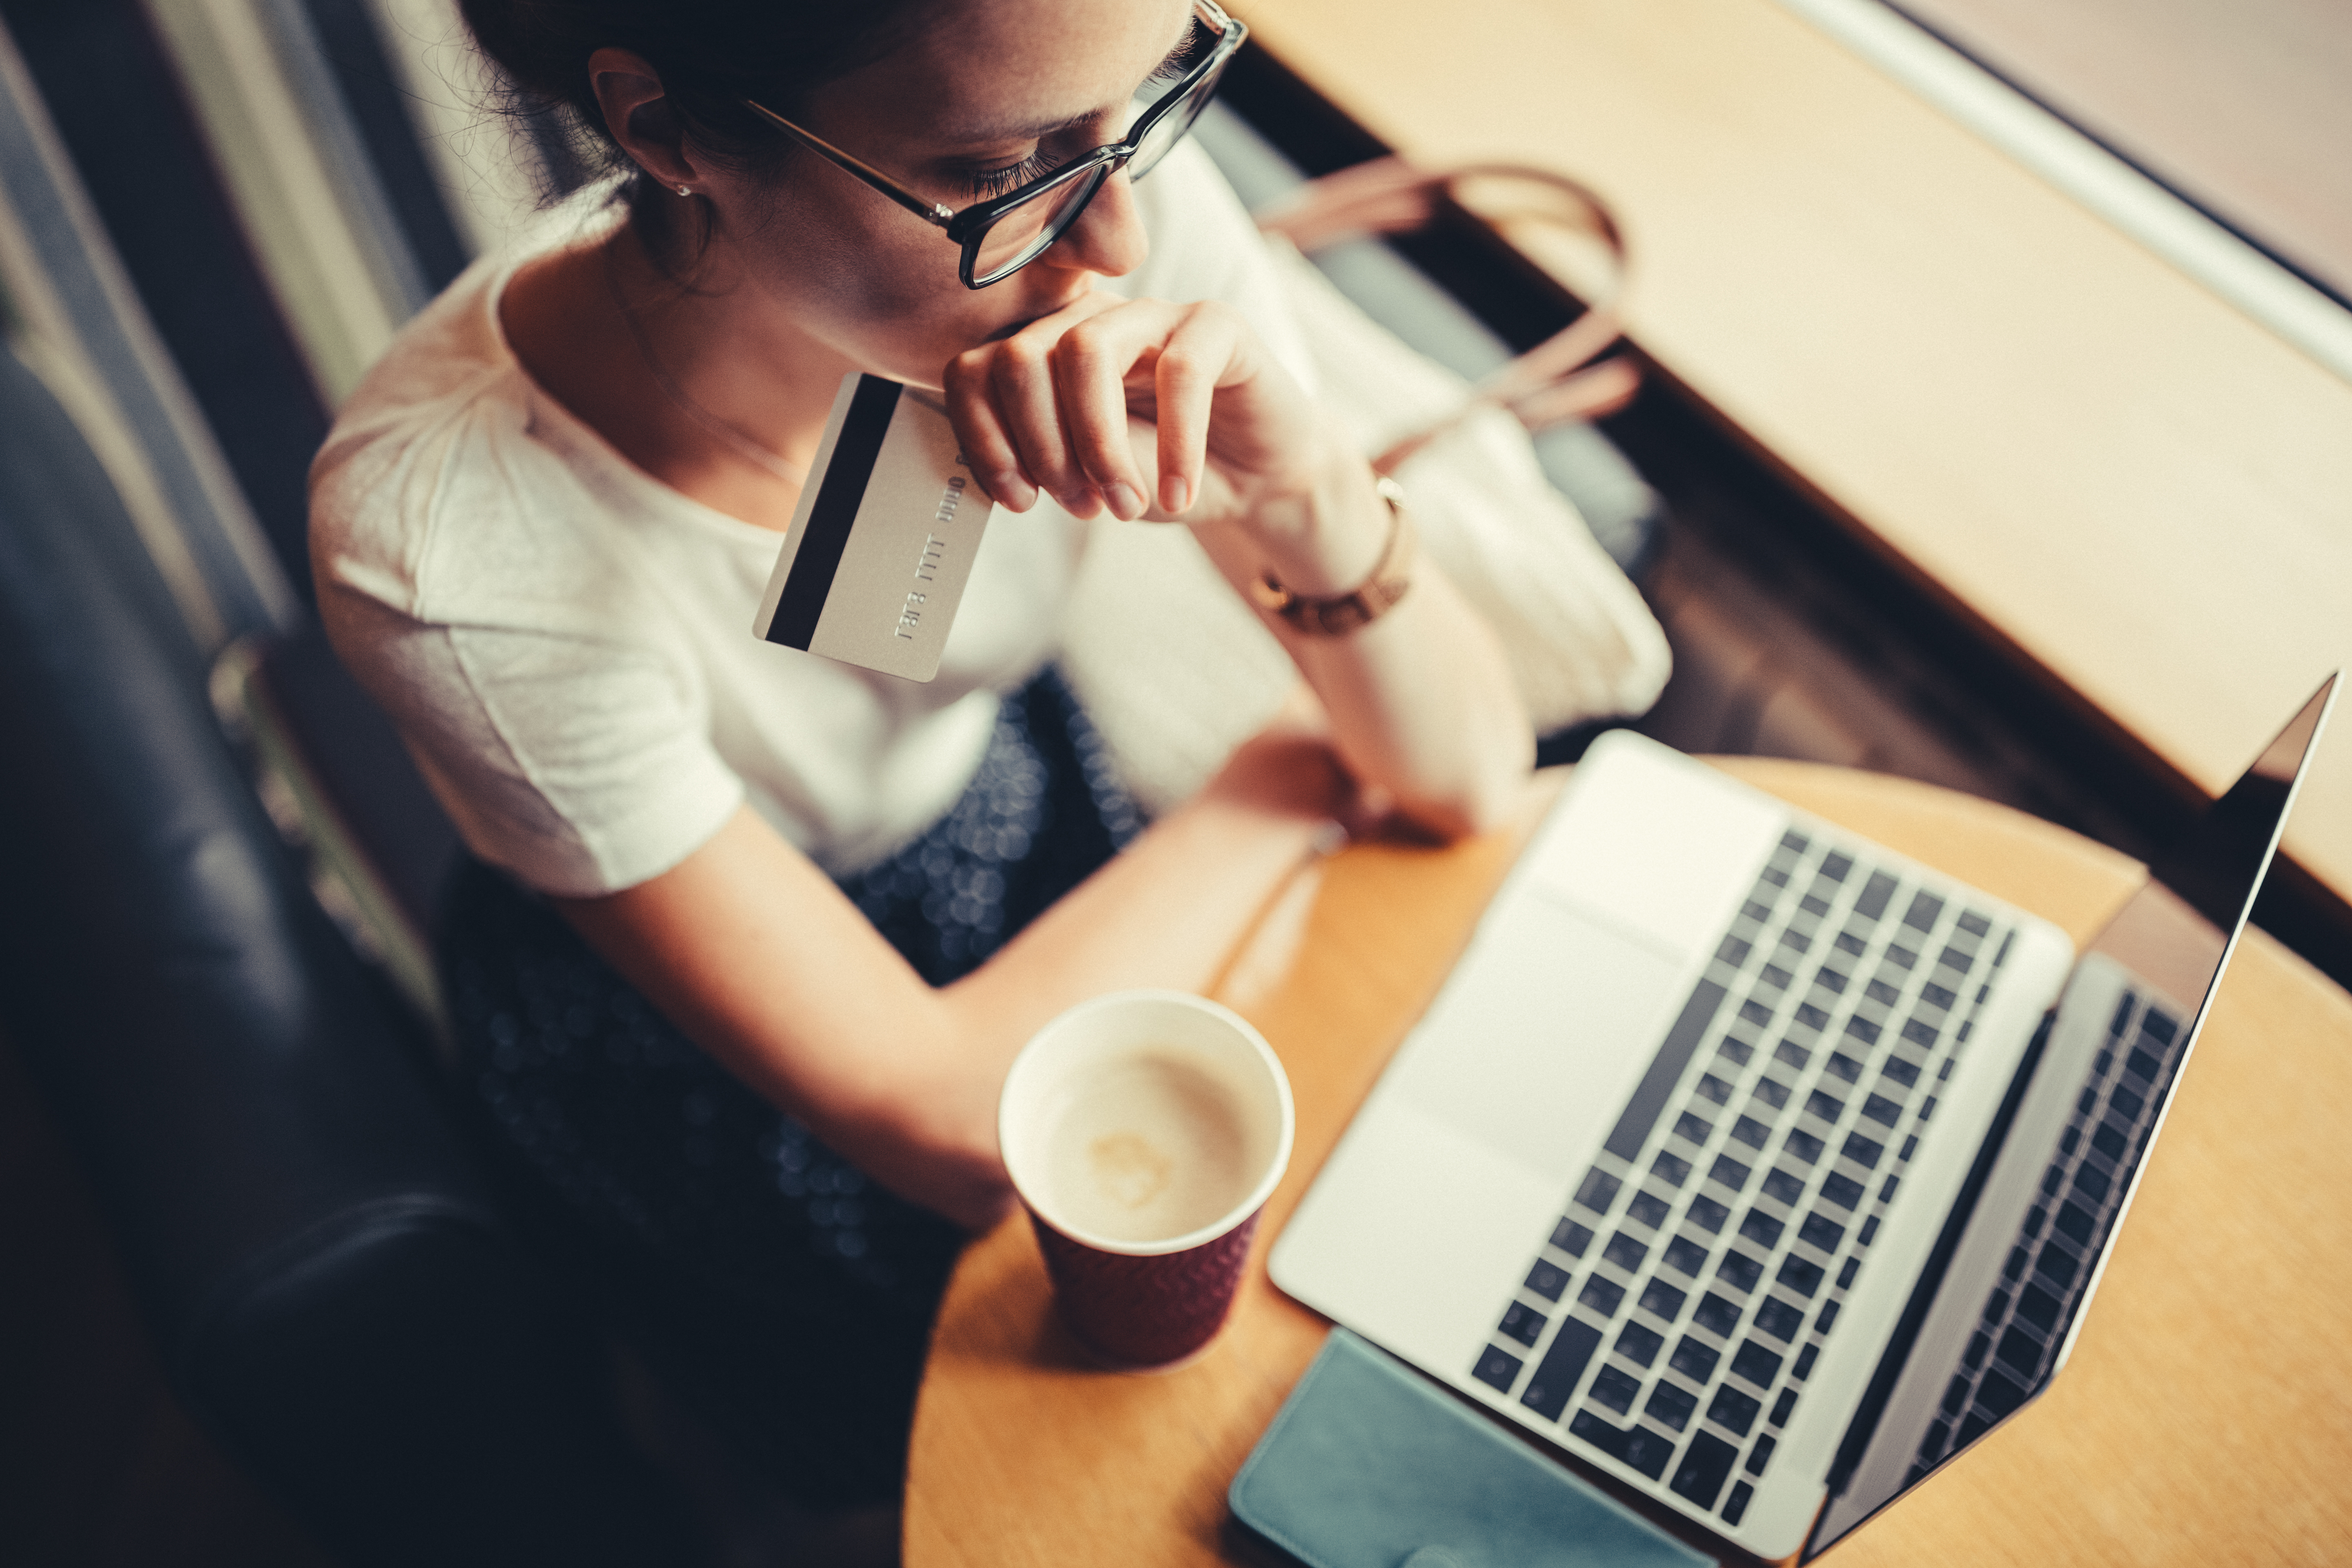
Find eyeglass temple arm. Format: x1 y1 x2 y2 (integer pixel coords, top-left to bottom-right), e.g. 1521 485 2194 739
743 100 955 229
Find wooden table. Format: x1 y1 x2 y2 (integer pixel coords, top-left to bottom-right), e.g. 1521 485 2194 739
905 762 2352 1566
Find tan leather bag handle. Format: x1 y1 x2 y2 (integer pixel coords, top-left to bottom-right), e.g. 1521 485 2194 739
1254 158 1637 474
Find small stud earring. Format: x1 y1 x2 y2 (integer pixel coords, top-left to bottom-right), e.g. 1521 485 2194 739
676 184 692 197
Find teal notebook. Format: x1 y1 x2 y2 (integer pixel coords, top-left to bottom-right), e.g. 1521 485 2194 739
1230 1330 1717 1568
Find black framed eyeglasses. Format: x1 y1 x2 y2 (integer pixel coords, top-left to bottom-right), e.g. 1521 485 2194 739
744 0 1246 288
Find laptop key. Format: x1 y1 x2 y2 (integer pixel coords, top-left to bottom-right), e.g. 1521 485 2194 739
1621 1425 1677 1480
1798 1213 1847 1252
1579 1276 1626 1317
1566 1411 1675 1480
1646 1380 1698 1432
1670 1431 1740 1510
1604 1232 1650 1272
1854 871 1898 920
1693 1293 1742 1337
1574 1168 1621 1216
1752 1296 1805 1343
1707 1383 1762 1437
1777 1255 1825 1298
1526 1260 1570 1300
1722 1480 1755 1525
1472 1345 1523 1393
1591 1363 1642 1416
1499 1302 1546 1346
1716 1250 1764 1293
1550 1218 1595 1257
1604 980 1733 1161
1617 1321 1666 1367
1668 1336 1720 1383
1820 1172 1865 1209
1731 1340 1784 1389
1521 1319 1602 1420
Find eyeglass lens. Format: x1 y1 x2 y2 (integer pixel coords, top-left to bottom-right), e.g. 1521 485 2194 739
969 165 1113 283
965 21 1228 284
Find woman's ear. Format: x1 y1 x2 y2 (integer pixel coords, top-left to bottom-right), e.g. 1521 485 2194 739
588 46 698 189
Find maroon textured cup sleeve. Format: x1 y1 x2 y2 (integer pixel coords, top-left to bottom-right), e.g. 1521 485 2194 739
1030 1212 1262 1368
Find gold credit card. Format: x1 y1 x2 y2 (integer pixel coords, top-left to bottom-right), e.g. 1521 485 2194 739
751 372 996 683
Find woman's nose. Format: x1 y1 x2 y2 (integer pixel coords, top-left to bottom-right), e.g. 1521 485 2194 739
1045 169 1150 278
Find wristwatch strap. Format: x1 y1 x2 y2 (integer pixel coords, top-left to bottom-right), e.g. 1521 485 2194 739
1249 476 1416 637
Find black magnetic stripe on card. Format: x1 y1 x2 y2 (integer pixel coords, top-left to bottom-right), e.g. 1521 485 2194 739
766 375 902 650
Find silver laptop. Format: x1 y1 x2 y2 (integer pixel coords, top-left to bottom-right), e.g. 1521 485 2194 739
1272 677 2336 1561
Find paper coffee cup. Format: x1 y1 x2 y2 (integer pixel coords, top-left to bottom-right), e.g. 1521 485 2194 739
1000 990 1295 1369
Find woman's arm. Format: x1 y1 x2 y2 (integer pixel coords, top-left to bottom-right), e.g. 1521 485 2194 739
944 294 1534 840
555 724 1352 1233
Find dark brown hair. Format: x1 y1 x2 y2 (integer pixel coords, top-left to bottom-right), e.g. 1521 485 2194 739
458 0 934 245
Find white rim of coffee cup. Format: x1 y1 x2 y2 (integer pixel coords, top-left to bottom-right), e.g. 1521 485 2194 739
999 990 1296 1258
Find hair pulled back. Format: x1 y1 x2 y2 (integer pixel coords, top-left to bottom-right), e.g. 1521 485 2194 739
459 0 933 201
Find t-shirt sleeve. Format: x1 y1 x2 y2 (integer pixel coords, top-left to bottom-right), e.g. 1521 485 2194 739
326 588 746 897
313 381 746 898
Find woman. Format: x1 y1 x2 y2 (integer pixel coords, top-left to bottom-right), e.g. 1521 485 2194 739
312 0 1550 1524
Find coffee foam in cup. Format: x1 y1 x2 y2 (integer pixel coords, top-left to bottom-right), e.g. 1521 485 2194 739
1002 991 1294 1257
1038 1054 1257 1245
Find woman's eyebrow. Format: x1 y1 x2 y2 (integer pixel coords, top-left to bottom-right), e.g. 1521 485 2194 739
938 108 1100 147
937 19 1199 144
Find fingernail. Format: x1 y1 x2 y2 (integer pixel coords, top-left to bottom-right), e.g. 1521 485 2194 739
990 472 1035 511
1053 488 1098 518
1163 475 1191 514
1106 482 1142 520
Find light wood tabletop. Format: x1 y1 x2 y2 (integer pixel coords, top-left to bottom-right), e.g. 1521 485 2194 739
1233 0 2352 914
904 761 2352 1566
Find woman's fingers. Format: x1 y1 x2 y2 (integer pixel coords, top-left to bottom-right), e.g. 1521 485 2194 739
995 327 1097 517
942 350 1036 511
944 294 1269 523
1048 315 1158 520
945 292 1118 513
1150 305 1233 516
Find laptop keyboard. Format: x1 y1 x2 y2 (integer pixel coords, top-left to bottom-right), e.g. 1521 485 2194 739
1907 982 2186 1479
1468 827 2016 1528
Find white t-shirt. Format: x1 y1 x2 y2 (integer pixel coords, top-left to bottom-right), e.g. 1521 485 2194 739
312 144 1312 898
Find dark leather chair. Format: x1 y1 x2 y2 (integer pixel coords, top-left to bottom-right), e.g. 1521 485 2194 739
0 343 701 1566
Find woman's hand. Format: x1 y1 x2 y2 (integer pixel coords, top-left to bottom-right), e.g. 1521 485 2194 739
945 287 1533 844
942 291 1340 540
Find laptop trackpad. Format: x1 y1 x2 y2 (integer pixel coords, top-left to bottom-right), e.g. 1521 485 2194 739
1384 893 1688 1189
